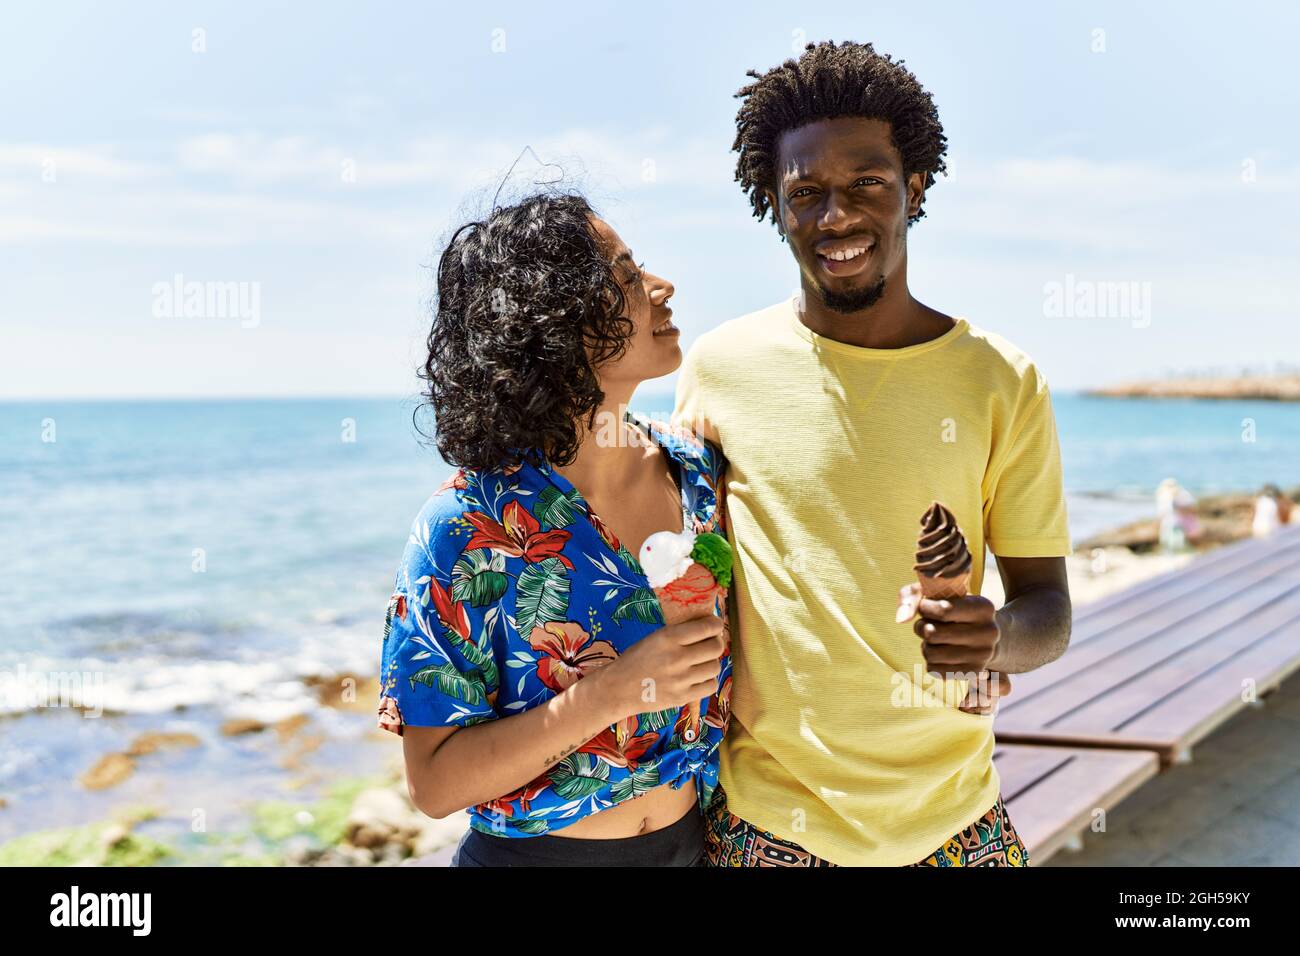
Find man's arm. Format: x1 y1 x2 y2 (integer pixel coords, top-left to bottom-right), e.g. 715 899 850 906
987 554 1071 673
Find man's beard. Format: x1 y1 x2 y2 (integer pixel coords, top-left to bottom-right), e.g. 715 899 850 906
816 275 886 314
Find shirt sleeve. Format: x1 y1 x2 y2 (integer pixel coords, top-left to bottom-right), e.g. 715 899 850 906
377 497 501 736
671 338 722 445
982 377 1074 558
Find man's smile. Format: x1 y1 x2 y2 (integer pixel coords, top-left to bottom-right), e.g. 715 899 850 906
815 237 876 277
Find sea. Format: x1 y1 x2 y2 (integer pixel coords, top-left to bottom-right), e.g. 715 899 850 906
0 391 1296 844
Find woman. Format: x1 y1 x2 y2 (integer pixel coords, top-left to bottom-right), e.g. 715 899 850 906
376 192 732 866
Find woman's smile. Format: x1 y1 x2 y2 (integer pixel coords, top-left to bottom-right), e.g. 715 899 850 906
652 311 680 336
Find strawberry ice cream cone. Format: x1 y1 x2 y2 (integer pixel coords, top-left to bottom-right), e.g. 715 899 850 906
640 529 732 743
653 562 725 624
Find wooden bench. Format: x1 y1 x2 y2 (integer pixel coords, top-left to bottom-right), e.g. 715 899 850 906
994 742 1159 864
994 524 1300 766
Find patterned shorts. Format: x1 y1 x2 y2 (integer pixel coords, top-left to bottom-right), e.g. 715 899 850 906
702 785 1030 867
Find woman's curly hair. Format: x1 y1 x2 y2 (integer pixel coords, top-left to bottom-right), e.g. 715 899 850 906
733 40 948 227
419 192 634 472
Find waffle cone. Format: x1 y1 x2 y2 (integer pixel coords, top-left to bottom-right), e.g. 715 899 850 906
653 562 724 743
653 561 723 625
918 569 971 601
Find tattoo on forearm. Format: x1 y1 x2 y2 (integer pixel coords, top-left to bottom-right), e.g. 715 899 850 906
542 742 581 767
542 721 615 769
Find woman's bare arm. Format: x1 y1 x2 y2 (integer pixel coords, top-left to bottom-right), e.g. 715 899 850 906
403 615 724 818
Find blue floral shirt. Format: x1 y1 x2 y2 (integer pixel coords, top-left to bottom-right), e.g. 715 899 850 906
377 410 732 837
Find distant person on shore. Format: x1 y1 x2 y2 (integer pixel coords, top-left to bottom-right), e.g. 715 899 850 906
377 193 730 866
1273 485 1294 524
1252 483 1293 537
1157 477 1202 551
673 40 1073 867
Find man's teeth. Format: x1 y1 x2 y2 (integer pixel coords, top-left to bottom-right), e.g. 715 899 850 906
823 247 868 261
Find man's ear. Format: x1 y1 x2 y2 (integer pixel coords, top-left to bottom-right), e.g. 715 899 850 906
764 189 785 238
905 173 926 219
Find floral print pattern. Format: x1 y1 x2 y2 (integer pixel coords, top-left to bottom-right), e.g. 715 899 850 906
378 410 732 837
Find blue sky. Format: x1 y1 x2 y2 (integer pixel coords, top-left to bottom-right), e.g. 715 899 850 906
3 1 1297 399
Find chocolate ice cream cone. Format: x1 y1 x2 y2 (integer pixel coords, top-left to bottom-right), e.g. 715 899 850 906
897 502 999 714
915 501 973 599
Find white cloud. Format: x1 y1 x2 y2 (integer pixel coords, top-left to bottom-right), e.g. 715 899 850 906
169 128 731 192
932 155 1298 252
0 144 164 181
0 128 732 246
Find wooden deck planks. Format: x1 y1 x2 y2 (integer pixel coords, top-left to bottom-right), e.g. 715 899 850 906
994 743 1160 864
1069 529 1300 643
994 526 1300 763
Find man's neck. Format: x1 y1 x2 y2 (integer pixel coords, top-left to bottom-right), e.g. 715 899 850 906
797 269 953 350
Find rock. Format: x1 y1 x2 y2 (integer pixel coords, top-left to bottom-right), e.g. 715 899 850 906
1078 518 1159 552
274 713 310 741
377 843 407 866
80 753 135 790
280 834 319 866
304 849 332 866
283 844 317 866
344 787 425 850
279 733 325 772
219 718 266 736
125 732 201 756
304 673 382 713
410 815 467 859
336 843 377 866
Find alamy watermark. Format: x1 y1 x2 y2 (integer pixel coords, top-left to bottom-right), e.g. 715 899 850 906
152 273 261 328
0 663 105 717
1043 273 1151 328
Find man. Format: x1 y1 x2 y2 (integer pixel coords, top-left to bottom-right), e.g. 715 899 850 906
672 40 1073 867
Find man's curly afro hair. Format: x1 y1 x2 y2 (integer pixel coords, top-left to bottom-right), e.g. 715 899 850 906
733 40 948 227
419 192 634 472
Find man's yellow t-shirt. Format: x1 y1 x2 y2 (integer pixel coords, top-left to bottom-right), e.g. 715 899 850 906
671 295 1072 866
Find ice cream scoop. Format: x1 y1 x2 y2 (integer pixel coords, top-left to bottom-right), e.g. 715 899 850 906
895 501 1001 714
639 528 732 742
914 501 973 598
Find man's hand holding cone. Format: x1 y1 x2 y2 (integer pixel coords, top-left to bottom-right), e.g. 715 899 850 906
895 502 1009 715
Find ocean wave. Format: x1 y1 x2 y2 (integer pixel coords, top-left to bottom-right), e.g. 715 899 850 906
0 625 379 721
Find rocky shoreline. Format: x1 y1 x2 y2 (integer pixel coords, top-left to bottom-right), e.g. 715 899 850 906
1086 375 1300 401
0 767 464 867
1075 489 1297 553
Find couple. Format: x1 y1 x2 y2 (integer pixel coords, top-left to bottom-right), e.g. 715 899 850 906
377 40 1073 867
